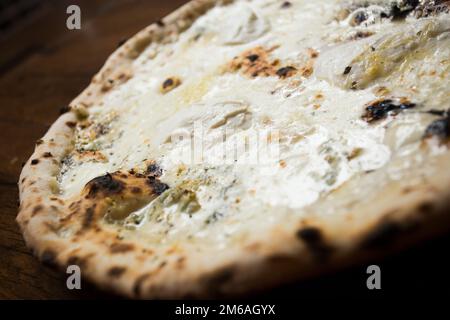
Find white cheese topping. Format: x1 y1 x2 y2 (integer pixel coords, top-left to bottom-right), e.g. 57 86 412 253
58 0 450 246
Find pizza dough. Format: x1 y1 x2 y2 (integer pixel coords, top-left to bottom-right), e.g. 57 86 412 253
18 0 450 298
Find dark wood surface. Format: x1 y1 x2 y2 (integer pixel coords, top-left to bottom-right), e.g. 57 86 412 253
0 0 186 299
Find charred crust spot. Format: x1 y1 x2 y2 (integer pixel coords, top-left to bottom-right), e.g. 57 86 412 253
425 119 449 138
146 163 163 177
296 227 322 244
42 152 53 158
276 66 297 79
161 77 181 94
110 243 134 254
343 66 352 75
41 249 57 267
131 187 142 194
308 48 319 59
69 200 81 210
348 30 374 40
117 37 128 47
228 46 280 78
147 176 169 195
415 0 450 18
353 11 368 25
86 173 124 198
163 78 173 88
32 205 43 216
362 99 416 123
31 159 39 165
59 105 71 114
65 121 77 128
281 1 292 9
246 54 259 62
424 111 450 142
360 221 401 249
36 139 44 145
296 227 334 261
344 0 421 24
133 273 151 297
156 19 165 27
390 0 420 19
426 109 447 116
108 266 127 278
82 206 96 230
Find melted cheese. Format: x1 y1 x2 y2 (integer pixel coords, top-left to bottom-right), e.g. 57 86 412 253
59 0 450 247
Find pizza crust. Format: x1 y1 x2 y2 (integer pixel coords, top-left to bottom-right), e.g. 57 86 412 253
17 0 450 298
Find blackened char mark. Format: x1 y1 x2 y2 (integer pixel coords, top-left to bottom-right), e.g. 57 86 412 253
86 173 124 198
297 227 322 244
415 0 450 18
424 112 450 141
390 0 420 19
296 227 334 261
276 66 297 79
133 273 151 297
146 163 163 177
362 99 416 123
82 205 96 230
425 109 447 117
246 54 259 62
59 105 71 114
343 66 352 75
41 249 57 268
108 266 127 278
344 1 420 25
353 10 369 24
280 1 292 9
162 78 174 89
147 176 169 195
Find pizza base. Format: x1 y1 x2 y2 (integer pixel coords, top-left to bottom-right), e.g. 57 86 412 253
17 0 450 298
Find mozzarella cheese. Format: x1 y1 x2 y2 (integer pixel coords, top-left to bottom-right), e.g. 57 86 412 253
58 0 450 247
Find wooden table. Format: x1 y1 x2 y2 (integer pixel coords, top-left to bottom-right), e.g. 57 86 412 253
1 0 450 300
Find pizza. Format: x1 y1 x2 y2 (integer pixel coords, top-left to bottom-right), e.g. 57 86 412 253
17 0 450 298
